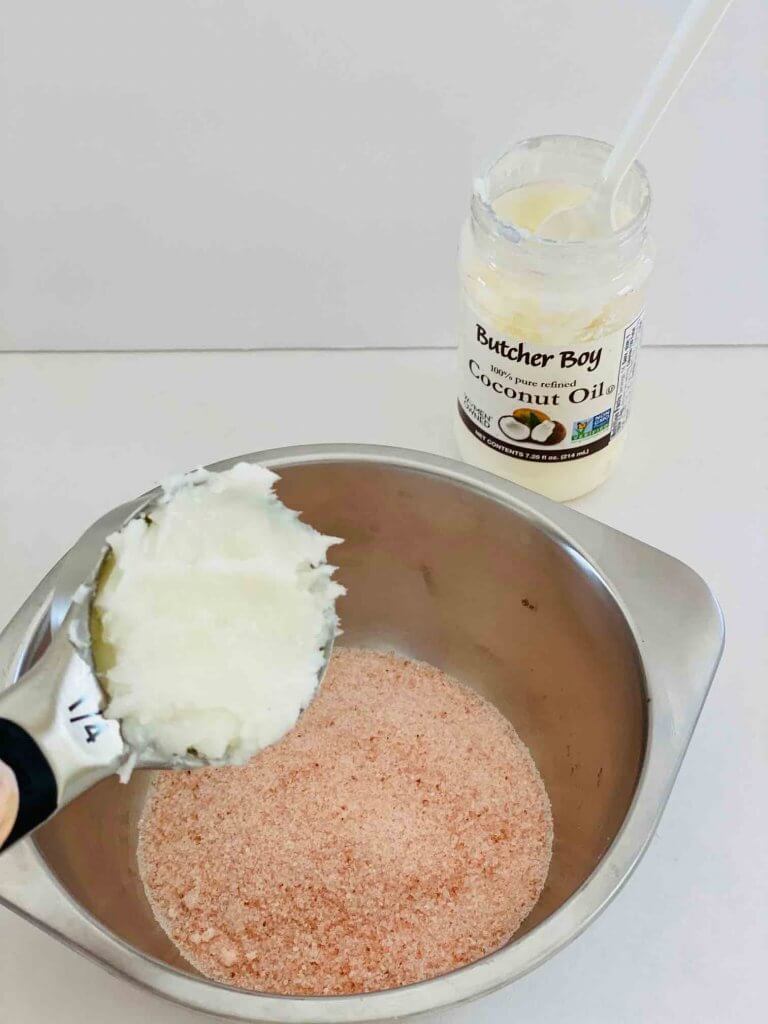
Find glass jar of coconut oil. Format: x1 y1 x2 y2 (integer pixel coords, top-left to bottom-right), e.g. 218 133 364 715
456 135 654 501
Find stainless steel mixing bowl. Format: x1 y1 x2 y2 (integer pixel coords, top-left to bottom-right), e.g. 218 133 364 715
0 445 723 1023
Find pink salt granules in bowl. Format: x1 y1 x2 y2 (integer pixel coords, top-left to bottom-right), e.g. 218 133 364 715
138 648 553 996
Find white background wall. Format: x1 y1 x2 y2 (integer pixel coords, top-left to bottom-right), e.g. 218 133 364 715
0 0 765 351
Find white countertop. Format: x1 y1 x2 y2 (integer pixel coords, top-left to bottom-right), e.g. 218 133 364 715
0 345 766 1022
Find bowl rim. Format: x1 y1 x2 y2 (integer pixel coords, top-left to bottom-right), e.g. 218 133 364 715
0 444 724 1023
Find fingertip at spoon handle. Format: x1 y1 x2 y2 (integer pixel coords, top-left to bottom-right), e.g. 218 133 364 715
0 759 20 847
0 725 57 851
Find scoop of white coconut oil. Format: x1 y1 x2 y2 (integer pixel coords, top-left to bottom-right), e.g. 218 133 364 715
91 463 344 765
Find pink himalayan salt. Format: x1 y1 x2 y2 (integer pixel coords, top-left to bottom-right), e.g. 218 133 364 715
138 648 552 996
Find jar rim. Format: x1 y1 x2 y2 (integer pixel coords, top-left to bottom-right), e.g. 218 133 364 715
471 134 652 255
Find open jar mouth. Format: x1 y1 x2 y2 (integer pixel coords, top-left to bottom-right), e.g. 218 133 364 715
471 135 652 255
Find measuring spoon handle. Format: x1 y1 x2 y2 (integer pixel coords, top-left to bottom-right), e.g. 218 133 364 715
0 619 124 851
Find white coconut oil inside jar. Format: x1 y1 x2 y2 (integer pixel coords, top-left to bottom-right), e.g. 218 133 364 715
455 135 654 501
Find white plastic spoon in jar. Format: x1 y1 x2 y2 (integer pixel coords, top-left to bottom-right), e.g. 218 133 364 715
539 0 736 241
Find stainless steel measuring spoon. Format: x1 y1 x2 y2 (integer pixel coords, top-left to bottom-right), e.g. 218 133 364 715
0 488 335 850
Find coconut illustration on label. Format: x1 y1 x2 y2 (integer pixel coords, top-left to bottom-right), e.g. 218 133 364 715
499 409 567 446
531 419 567 446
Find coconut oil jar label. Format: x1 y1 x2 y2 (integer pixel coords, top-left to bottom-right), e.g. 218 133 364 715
457 312 643 465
